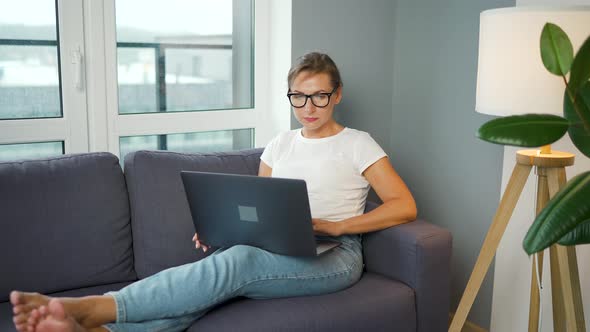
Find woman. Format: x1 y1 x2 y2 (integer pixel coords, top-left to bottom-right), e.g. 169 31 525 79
10 52 417 332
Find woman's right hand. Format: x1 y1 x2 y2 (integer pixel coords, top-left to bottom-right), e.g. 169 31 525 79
192 233 210 253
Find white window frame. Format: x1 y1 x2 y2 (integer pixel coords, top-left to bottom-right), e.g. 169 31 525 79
0 0 292 158
84 0 292 157
0 0 89 154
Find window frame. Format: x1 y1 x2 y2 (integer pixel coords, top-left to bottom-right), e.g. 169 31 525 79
0 0 292 159
0 0 89 154
86 0 292 157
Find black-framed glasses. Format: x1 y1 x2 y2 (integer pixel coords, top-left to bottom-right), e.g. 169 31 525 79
287 86 338 108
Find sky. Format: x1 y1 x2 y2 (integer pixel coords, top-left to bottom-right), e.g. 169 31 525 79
0 0 233 35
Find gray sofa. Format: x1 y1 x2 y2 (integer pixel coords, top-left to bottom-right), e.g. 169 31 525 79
0 149 452 331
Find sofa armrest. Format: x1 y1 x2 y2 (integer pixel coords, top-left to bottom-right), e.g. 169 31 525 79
362 202 452 332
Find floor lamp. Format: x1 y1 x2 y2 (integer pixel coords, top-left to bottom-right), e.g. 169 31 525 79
449 7 590 332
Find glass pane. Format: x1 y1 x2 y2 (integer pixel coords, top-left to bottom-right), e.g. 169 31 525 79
119 128 254 161
0 141 64 162
0 45 61 119
165 48 233 112
117 47 157 114
115 0 253 114
0 0 57 40
0 1 62 120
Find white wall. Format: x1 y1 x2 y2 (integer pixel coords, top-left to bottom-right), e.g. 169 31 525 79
490 2 590 331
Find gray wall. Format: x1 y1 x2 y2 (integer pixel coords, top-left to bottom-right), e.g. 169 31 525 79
390 0 514 328
292 0 513 329
290 0 395 155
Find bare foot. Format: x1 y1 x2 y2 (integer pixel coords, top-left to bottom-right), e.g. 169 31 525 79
11 291 50 332
10 291 112 331
35 299 87 332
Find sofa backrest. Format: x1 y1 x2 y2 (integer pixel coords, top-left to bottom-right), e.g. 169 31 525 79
124 149 263 278
0 153 136 302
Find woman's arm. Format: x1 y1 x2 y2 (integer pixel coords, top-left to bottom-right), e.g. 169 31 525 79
258 160 272 177
313 157 417 236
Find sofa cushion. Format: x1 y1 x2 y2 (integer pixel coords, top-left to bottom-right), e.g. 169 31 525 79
124 149 263 278
190 272 416 331
0 153 136 302
0 281 134 332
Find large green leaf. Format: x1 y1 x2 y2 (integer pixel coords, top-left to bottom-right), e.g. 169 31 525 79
477 114 568 147
558 219 590 246
523 171 590 254
569 35 590 93
540 23 574 76
564 82 590 158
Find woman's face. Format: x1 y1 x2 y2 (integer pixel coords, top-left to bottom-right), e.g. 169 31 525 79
289 71 342 136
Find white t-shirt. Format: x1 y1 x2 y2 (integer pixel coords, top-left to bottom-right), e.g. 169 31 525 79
260 127 387 222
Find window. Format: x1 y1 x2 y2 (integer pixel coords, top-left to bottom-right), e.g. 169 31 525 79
0 0 291 162
0 0 88 156
115 0 253 114
0 1 61 120
0 141 64 162
119 128 254 160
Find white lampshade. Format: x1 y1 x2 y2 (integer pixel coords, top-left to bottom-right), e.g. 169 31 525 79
476 6 590 116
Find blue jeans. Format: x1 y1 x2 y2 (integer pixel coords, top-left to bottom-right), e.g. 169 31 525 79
104 235 363 332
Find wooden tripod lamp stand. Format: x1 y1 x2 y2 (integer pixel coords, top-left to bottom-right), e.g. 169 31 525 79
449 147 584 332
449 7 590 332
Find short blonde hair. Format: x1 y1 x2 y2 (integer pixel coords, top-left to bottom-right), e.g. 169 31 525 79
287 52 342 91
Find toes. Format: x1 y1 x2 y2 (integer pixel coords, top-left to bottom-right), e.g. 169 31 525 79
39 305 48 317
14 303 35 315
27 308 40 328
26 316 35 328
13 305 22 314
31 308 39 319
13 312 29 325
12 301 41 332
11 292 58 332
10 291 22 305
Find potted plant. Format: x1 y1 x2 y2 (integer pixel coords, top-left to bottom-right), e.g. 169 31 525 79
477 23 590 254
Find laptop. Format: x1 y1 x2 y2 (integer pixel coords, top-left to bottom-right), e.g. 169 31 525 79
180 171 340 257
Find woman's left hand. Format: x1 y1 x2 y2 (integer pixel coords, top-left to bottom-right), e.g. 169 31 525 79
312 218 345 237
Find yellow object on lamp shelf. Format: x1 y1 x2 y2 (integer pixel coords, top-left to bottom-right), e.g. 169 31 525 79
516 146 575 168
540 144 551 154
